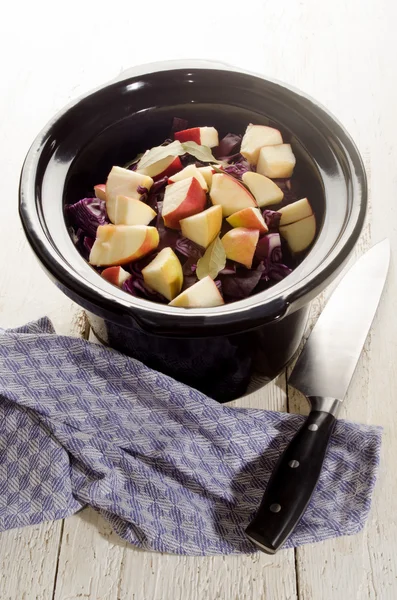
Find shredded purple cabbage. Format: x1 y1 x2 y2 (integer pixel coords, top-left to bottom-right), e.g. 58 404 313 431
261 261 292 282
255 233 282 263
175 237 204 260
220 263 266 300
219 261 237 276
263 210 281 230
222 157 251 180
66 197 108 238
214 279 223 295
214 133 242 160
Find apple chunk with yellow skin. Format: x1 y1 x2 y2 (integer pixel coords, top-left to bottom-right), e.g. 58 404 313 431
94 184 107 201
226 207 268 234
278 198 313 226
89 225 159 266
106 166 153 223
240 124 283 165
242 172 284 207
101 266 131 287
142 247 183 301
257 144 296 178
112 195 156 226
221 227 260 269
169 165 208 190
180 205 222 249
210 173 257 217
280 214 316 253
162 177 207 229
169 276 224 308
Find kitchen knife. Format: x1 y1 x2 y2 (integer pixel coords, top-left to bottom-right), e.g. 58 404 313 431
245 239 390 554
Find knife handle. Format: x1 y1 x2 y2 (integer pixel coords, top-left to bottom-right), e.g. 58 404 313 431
245 408 337 554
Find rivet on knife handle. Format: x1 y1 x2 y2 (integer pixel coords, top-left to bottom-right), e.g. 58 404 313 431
245 400 339 554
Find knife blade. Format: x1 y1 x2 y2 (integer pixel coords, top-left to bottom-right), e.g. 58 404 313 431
245 239 390 554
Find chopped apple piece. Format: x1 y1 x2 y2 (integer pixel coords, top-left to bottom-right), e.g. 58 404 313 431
278 198 313 226
198 166 217 188
137 155 183 179
163 177 207 229
169 276 224 308
240 124 283 165
257 144 296 178
112 195 156 226
180 205 223 248
210 173 257 217
169 165 208 190
94 184 107 201
280 214 316 253
89 225 159 266
101 266 131 287
242 172 284 207
106 166 153 223
174 127 219 148
221 228 260 269
226 207 268 234
142 247 183 301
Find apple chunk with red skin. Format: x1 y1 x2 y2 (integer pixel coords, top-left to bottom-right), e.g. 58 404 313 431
210 173 257 217
89 225 159 266
241 124 283 165
94 184 107 201
226 207 268 234
180 205 223 249
101 266 131 287
280 214 316 253
138 155 183 179
257 144 296 178
142 247 183 301
221 227 260 269
112 195 156 226
242 172 284 207
169 164 208 190
169 276 224 308
277 198 313 226
162 177 207 229
174 127 219 148
106 166 153 223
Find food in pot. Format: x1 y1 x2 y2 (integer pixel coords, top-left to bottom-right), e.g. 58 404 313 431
66 119 317 308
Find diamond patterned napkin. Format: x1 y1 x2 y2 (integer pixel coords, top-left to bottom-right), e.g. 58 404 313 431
0 318 381 555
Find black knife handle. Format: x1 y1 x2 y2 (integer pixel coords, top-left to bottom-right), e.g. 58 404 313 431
245 409 337 554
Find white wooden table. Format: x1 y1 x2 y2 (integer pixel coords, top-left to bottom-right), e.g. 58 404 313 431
1 1 396 597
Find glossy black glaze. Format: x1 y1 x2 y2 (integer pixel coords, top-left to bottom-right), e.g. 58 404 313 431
19 61 367 401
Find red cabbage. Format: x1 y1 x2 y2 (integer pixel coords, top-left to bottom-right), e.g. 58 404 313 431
66 197 108 238
220 263 266 300
263 210 281 230
272 178 299 204
255 233 282 263
155 203 181 251
214 279 223 295
222 157 251 180
219 261 237 275
214 133 242 159
122 261 168 303
261 261 292 282
182 257 198 290
175 237 204 260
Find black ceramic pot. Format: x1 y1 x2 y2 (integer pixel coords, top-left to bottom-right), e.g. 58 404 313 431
19 60 367 402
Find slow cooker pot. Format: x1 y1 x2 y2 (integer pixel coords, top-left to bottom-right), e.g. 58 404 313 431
19 61 367 402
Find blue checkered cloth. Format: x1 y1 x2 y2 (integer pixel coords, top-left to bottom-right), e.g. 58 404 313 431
0 318 381 555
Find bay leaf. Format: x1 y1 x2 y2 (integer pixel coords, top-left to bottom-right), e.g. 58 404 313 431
196 236 226 280
137 140 185 170
181 141 220 164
